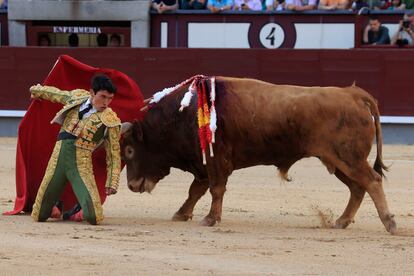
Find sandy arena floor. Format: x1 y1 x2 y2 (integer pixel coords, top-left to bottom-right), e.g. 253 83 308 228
0 137 414 275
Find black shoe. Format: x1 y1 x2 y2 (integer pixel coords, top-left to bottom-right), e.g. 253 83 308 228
63 204 82 220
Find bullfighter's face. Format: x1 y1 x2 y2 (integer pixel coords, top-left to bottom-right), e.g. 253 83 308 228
121 122 170 194
90 89 114 112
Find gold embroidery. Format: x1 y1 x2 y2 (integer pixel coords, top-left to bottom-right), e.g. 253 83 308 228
62 109 80 134
100 108 121 127
105 126 121 190
75 139 97 151
71 89 90 98
30 85 90 106
30 85 71 105
84 132 94 141
75 148 104 224
31 141 62 221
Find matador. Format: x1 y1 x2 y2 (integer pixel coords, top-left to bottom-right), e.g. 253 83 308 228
30 74 121 225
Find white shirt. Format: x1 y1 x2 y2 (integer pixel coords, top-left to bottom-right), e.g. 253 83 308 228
79 98 97 119
234 0 262 10
399 28 414 45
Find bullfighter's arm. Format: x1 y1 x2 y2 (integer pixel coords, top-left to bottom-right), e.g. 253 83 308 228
30 84 89 105
104 125 122 193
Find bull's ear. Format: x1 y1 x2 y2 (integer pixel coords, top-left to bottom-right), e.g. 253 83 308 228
121 122 133 135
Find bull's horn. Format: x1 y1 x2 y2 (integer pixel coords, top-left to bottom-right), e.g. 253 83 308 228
121 122 133 134
143 98 152 104
140 105 149 112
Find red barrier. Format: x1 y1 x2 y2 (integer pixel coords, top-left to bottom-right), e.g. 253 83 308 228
0 47 413 115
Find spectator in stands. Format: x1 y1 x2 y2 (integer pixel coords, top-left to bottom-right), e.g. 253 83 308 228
378 0 391 9
68 33 79 47
109 34 122 47
0 0 7 9
318 0 350 9
363 17 390 45
286 0 316 11
152 0 178 13
369 0 384 9
388 0 406 9
181 0 206 9
350 0 369 10
265 0 285 10
391 12 414 46
234 0 262 10
38 34 51 47
96 33 108 47
207 0 234 12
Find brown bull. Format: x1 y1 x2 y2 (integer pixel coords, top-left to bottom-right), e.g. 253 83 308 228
121 76 396 234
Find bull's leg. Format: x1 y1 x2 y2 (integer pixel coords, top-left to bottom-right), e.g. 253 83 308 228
172 178 209 222
200 179 227 227
347 162 396 234
334 169 366 229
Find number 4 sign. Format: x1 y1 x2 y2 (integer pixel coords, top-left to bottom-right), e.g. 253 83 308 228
259 23 285 49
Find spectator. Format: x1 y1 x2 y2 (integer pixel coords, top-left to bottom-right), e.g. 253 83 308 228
207 0 234 12
68 33 79 47
378 0 392 9
96 33 108 47
152 0 178 13
388 0 406 9
234 0 262 10
109 34 122 47
181 0 207 9
391 12 414 46
265 0 285 10
350 0 369 10
38 34 51 47
363 17 390 45
0 0 7 9
286 0 317 11
318 0 350 9
368 0 384 9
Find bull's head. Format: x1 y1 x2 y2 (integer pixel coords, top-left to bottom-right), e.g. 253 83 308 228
121 121 171 193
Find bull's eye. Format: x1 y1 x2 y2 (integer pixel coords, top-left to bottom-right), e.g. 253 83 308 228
125 145 134 159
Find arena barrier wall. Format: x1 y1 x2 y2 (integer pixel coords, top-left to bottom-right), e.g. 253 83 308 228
1 47 413 115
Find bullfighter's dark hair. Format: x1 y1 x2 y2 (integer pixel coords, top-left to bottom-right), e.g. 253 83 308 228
91 74 117 94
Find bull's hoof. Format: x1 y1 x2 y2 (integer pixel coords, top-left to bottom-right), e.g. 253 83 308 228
200 216 217 227
334 218 354 229
172 212 193 222
383 214 397 235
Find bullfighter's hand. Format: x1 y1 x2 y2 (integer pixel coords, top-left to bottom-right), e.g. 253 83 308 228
30 84 42 98
105 187 117 195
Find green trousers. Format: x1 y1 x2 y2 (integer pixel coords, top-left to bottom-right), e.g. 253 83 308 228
31 140 103 225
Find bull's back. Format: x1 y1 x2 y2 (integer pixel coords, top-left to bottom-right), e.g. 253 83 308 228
215 77 376 168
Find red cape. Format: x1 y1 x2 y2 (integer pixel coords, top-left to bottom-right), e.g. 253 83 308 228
4 55 144 215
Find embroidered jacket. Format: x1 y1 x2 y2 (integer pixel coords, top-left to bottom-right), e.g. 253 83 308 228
30 84 122 191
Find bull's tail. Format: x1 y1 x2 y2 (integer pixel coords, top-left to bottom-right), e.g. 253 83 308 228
365 95 388 178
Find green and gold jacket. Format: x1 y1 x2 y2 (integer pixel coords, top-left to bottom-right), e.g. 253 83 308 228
30 84 122 191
